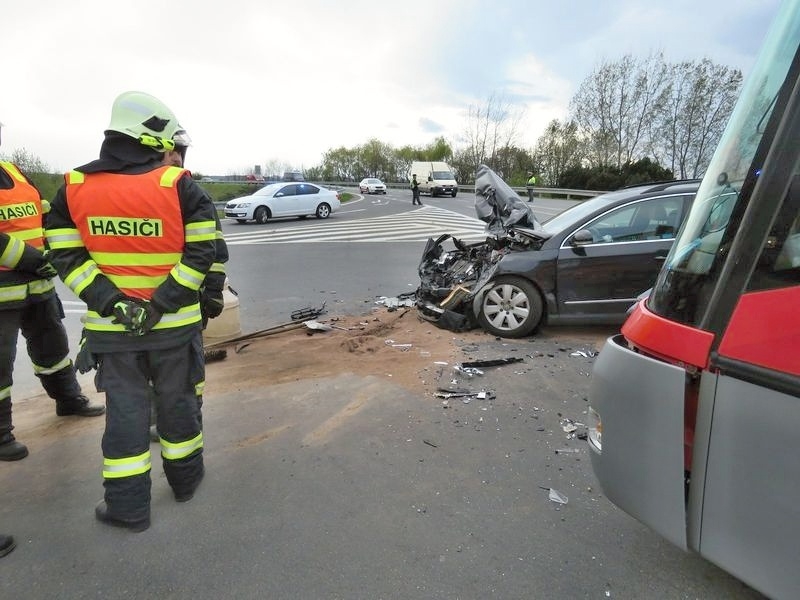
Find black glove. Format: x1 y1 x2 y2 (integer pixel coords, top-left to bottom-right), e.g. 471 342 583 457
137 301 162 335
201 288 225 320
111 300 146 333
35 261 58 279
75 330 98 373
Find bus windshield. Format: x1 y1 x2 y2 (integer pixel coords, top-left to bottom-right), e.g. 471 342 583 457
648 1 800 325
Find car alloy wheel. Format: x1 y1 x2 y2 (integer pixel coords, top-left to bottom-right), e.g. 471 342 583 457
254 206 270 224
316 203 331 219
477 276 543 338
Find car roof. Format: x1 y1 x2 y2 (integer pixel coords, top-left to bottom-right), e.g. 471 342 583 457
539 179 701 234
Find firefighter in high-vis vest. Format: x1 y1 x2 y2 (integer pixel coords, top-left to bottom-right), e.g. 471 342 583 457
45 91 220 532
0 125 105 463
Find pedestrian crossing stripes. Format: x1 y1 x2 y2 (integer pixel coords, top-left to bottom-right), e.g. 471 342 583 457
223 206 489 244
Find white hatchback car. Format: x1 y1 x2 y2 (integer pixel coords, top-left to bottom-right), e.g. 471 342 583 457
359 178 387 194
225 182 341 224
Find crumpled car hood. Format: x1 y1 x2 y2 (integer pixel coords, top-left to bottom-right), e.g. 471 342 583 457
415 165 548 332
474 164 543 235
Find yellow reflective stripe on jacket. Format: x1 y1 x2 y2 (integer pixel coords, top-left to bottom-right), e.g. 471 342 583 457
64 260 101 297
28 279 55 295
4 227 44 244
102 451 151 479
106 273 168 289
32 356 71 375
208 262 226 275
45 227 84 249
0 279 55 304
185 220 217 243
68 170 85 184
195 380 205 397
170 262 204 291
0 161 26 182
83 302 202 333
160 432 203 460
159 166 183 187
0 236 25 268
88 251 182 266
0 284 28 302
0 386 11 401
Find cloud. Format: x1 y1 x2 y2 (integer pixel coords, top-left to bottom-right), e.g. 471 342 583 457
0 0 782 176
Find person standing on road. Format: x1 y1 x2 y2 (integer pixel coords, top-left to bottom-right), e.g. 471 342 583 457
45 91 219 532
411 174 422 206
0 124 104 462
526 171 537 203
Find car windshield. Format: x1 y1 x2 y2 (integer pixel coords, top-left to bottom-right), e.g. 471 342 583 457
254 184 282 196
432 171 453 180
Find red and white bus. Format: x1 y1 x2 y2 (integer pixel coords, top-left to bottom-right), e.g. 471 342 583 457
588 3 800 599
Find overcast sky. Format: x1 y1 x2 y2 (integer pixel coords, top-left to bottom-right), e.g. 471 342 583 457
2 0 781 176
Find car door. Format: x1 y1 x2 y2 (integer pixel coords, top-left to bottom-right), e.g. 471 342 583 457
555 194 691 319
295 184 321 214
271 184 297 217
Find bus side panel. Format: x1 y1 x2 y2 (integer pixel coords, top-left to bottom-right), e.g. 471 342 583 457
589 335 688 549
698 375 800 600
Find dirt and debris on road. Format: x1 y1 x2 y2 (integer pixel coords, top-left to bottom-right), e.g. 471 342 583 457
203 307 613 400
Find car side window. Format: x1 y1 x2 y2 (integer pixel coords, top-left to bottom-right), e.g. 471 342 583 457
297 184 319 195
585 196 686 243
277 185 297 197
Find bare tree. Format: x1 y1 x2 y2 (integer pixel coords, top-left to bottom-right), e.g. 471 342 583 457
656 59 742 178
1 148 50 174
532 119 584 186
570 53 671 168
460 92 525 176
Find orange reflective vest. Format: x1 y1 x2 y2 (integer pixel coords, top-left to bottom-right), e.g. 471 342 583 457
65 167 185 300
0 161 45 273
62 166 202 333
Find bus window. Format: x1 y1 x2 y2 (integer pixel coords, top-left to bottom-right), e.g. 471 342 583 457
749 174 800 288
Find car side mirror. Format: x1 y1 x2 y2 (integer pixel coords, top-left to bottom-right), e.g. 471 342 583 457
572 229 594 245
275 192 284 197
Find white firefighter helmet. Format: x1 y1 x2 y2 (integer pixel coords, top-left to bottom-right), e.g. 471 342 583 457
107 91 191 152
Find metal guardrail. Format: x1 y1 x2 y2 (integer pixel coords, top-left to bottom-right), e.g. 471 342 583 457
206 180 603 202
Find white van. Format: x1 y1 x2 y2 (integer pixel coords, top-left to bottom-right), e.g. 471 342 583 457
409 161 458 197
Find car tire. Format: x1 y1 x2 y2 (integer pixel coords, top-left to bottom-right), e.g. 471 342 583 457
477 276 543 338
254 206 270 224
451 190 457 197
315 203 331 219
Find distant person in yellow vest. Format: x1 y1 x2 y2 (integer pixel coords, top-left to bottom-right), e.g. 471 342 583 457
526 171 537 203
45 91 220 532
411 174 422 205
0 124 104 464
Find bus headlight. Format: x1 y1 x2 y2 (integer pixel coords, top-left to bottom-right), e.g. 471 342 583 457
587 406 602 454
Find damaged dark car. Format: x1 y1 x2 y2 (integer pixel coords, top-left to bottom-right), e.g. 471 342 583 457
416 165 699 337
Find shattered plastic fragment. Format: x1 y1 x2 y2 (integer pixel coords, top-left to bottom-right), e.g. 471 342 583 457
548 488 569 504
555 448 581 455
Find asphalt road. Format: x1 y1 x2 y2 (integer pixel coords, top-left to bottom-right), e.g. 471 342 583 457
2 190 766 598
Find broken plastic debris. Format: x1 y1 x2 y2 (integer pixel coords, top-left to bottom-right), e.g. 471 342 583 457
304 320 333 332
460 357 524 368
555 448 581 455
391 344 412 350
291 302 327 321
569 349 597 358
375 296 416 308
454 365 484 377
548 488 569 504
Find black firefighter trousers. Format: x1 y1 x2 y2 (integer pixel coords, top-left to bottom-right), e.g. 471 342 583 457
0 295 82 437
96 333 205 520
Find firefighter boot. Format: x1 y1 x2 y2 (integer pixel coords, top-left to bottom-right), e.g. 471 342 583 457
0 534 16 558
0 400 28 461
0 433 28 461
55 394 105 417
94 501 150 533
39 363 104 417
